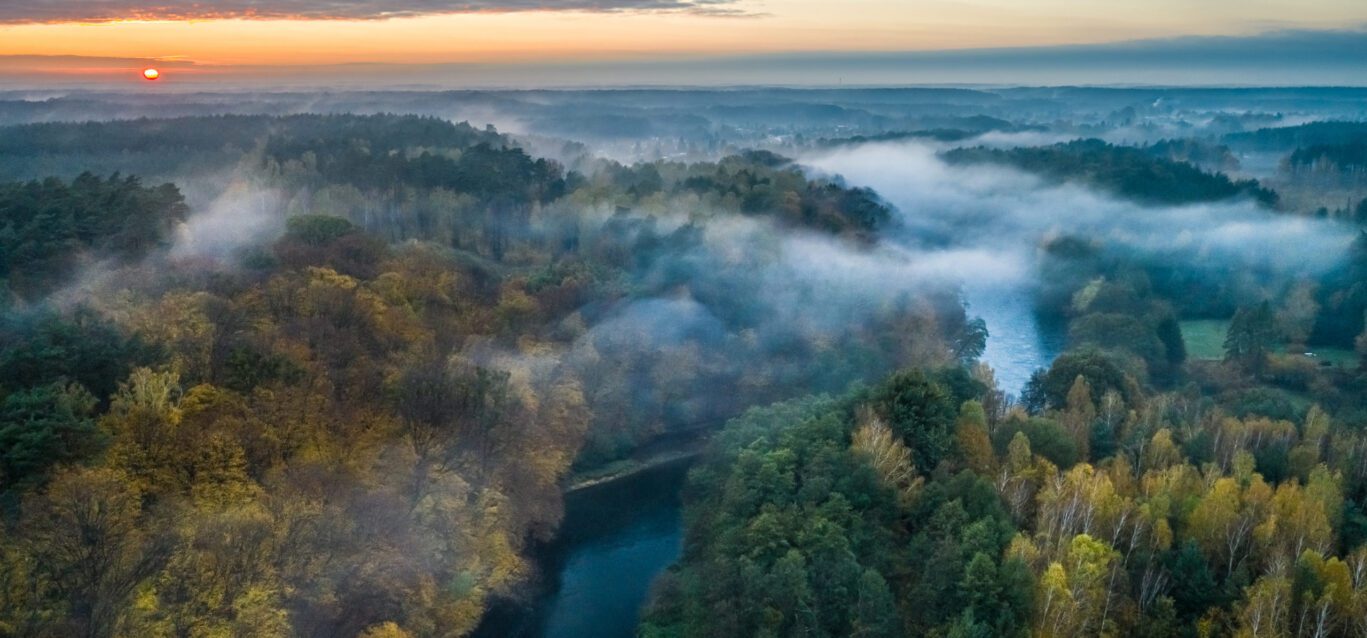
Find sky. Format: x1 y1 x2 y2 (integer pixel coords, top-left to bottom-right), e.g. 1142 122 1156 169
1 1 1366 87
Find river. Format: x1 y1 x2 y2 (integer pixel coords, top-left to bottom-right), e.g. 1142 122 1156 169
477 141 1072 637
965 283 1068 397
471 458 693 638
474 294 1059 638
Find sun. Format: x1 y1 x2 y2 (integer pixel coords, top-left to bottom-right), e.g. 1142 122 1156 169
142 68 160 81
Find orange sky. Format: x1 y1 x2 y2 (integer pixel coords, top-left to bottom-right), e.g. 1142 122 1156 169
2 0 1365 68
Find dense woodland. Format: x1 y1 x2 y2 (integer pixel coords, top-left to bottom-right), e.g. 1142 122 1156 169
943 140 1279 207
1 95 1366 638
637 105 1367 638
642 236 1367 638
0 114 974 637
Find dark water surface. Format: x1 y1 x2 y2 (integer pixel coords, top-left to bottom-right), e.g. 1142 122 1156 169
473 458 691 638
478 285 1059 638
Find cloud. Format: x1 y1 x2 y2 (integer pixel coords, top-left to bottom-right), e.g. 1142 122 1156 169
170 181 285 260
0 0 746 23
798 139 1359 391
803 140 1355 279
2 27 1365 87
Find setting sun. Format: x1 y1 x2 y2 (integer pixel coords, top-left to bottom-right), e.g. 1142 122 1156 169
142 68 159 80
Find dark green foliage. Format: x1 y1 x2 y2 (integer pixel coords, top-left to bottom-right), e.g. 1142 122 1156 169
1070 313 1167 372
1166 540 1226 621
0 114 507 181
1089 418 1118 460
0 308 159 404
1342 501 1367 551
1021 370 1048 414
0 382 101 488
1224 301 1279 373
1217 386 1303 422
1287 140 1367 174
1038 347 1134 410
959 554 1032 638
853 569 900 638
0 308 153 489
261 114 503 158
0 173 188 299
899 472 1026 635
943 139 1278 206
257 116 559 209
1145 139 1239 172
639 396 904 637
992 416 1079 468
867 369 959 472
932 366 989 409
671 152 892 233
1253 442 1291 484
1224 121 1367 151
1156 314 1188 368
1311 231 1367 346
222 347 304 393
953 316 989 365
644 383 1028 638
285 214 359 246
277 140 567 205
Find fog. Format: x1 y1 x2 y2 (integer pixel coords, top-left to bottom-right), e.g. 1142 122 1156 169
9 83 1367 638
804 140 1355 281
795 139 1360 390
171 181 286 260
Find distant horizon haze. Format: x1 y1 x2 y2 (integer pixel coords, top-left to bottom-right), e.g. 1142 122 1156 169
1 0 1365 87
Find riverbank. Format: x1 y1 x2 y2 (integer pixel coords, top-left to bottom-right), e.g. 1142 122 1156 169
472 453 696 638
566 438 708 493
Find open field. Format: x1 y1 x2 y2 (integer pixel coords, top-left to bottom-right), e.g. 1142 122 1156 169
1180 320 1358 367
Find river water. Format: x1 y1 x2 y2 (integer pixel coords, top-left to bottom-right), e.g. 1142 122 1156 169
472 458 692 638
478 143 1070 637
965 283 1068 398
475 298 1059 638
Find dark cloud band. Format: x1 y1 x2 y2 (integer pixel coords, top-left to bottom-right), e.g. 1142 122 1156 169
0 0 746 23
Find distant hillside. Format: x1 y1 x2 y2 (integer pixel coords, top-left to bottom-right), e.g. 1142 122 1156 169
1288 141 1367 175
0 114 506 181
1223 120 1367 151
944 139 1278 207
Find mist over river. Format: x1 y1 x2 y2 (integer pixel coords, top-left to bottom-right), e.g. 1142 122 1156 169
478 304 1057 638
478 143 1067 638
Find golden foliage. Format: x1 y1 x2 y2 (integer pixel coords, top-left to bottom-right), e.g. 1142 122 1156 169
850 411 923 505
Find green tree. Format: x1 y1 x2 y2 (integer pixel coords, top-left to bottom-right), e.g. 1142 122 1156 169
0 382 100 488
1225 301 1279 374
868 369 957 472
852 569 900 638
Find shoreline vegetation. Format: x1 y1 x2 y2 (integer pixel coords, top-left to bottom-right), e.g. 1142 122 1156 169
566 444 705 493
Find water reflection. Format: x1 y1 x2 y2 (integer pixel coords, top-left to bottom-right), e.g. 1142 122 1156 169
474 458 691 638
481 280 1061 638
965 283 1066 396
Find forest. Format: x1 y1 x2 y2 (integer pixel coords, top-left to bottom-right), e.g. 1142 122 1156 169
942 140 1279 207
0 112 977 637
641 241 1367 637
1 87 1366 638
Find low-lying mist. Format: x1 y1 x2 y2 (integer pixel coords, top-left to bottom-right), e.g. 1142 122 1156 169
804 140 1355 285
800 140 1359 390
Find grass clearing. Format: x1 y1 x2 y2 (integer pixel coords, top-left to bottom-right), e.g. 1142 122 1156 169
1180 320 1358 368
1180 320 1230 360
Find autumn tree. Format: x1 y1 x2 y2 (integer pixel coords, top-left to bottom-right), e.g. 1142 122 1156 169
18 467 164 638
